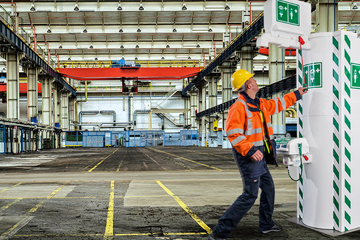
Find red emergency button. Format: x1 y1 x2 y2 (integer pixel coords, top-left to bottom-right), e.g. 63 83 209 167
303 155 309 161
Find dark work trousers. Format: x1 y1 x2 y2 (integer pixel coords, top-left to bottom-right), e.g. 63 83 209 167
212 151 275 238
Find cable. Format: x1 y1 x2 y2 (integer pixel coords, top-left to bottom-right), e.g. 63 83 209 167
299 36 308 92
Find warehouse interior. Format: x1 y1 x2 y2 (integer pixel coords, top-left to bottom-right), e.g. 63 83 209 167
1 0 360 239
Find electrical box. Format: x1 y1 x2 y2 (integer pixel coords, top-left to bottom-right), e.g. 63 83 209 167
212 119 218 131
276 138 311 166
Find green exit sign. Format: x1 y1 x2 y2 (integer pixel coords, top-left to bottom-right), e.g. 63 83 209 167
350 63 360 89
276 0 300 26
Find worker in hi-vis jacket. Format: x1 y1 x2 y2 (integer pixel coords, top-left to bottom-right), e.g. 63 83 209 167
208 69 308 240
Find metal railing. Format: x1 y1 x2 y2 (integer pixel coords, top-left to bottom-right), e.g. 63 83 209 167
0 4 57 69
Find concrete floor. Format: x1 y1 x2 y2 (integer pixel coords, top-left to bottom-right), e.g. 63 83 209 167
0 147 359 239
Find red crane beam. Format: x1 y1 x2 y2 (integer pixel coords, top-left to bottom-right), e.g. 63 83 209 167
56 67 202 81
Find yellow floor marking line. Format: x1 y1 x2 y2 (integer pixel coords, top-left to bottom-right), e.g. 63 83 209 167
149 147 222 171
0 199 21 213
0 182 23 194
156 180 212 234
104 181 115 240
88 148 119 172
1 183 67 237
183 149 233 160
14 232 206 238
116 159 124 172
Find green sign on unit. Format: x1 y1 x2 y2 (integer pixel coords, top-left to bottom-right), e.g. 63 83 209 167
276 0 300 26
350 63 360 89
304 62 322 89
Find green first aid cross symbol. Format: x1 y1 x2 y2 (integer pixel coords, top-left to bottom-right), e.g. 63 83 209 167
304 62 322 88
276 0 300 26
351 63 360 89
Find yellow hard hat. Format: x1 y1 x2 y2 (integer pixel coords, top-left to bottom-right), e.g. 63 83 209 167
231 69 254 91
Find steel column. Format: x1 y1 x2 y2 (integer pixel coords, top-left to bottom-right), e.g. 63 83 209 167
190 88 198 130
269 44 286 136
198 81 207 147
61 91 69 131
24 67 40 122
6 53 21 119
41 78 52 127
316 0 339 33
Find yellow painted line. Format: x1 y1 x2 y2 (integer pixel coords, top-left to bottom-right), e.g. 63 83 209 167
0 182 23 194
104 181 115 239
0 199 21 213
149 147 222 171
14 232 206 237
116 159 124 172
183 149 233 160
1 184 67 237
88 148 119 172
29 184 67 213
156 180 212 234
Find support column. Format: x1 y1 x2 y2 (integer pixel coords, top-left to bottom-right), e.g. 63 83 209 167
197 81 207 147
6 52 22 154
61 91 69 131
240 47 254 73
41 77 52 126
184 95 191 127
190 88 198 130
52 84 61 149
315 0 339 33
24 67 40 123
269 44 286 136
207 71 221 147
220 61 237 149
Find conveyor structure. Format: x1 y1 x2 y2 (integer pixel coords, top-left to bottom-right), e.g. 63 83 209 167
182 13 264 96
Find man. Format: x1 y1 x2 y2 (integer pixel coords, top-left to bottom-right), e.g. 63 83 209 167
208 69 307 240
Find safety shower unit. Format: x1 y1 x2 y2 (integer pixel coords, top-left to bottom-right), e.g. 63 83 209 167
257 0 360 234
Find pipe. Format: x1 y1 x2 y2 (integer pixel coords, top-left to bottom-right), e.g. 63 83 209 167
99 110 116 122
75 81 88 130
133 110 150 126
79 111 99 124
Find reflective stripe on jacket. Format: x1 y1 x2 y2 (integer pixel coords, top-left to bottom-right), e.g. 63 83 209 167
226 91 301 157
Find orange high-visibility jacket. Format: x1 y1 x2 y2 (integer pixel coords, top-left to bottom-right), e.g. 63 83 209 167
226 91 301 157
